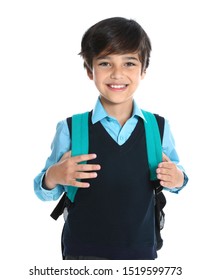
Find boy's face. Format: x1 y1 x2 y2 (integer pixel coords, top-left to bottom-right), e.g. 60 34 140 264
87 52 145 106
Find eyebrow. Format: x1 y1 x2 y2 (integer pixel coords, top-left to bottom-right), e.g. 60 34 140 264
96 55 139 61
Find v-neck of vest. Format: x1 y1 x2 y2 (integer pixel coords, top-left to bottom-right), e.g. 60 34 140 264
90 114 144 150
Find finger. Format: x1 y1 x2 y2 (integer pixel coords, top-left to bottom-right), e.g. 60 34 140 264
157 173 171 182
158 161 173 169
157 165 173 175
74 153 98 164
74 171 98 180
162 152 171 162
60 151 71 160
157 172 174 187
76 163 101 172
68 179 91 188
159 179 173 188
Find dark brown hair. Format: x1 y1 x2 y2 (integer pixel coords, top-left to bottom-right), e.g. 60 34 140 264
79 17 151 74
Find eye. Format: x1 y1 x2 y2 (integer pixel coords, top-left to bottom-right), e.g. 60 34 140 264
125 62 136 67
98 62 110 67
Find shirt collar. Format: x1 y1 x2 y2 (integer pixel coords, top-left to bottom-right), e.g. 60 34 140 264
92 97 146 124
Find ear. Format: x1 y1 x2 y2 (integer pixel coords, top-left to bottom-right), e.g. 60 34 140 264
86 68 93 80
141 70 146 80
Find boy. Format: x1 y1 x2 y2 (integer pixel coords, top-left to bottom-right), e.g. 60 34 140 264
34 17 188 260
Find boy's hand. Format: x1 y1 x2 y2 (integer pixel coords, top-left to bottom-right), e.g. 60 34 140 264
156 153 184 189
44 151 101 189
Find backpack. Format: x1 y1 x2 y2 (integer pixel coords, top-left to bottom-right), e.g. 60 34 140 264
50 110 166 250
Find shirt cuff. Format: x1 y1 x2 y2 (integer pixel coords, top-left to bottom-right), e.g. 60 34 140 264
39 173 63 200
42 174 51 190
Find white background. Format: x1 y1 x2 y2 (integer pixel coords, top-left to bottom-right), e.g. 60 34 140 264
1 0 211 279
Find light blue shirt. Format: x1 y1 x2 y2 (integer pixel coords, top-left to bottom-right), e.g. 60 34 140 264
34 98 187 201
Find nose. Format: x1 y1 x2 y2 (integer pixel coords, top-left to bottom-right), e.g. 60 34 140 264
110 66 123 79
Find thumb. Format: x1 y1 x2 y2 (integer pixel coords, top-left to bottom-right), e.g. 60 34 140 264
60 150 71 161
162 152 170 162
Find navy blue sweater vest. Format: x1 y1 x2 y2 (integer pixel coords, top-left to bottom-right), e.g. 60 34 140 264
62 112 164 260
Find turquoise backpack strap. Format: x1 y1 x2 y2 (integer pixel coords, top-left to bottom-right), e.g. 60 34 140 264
142 110 162 181
67 112 89 202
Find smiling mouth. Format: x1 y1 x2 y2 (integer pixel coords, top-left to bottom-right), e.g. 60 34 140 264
107 84 128 89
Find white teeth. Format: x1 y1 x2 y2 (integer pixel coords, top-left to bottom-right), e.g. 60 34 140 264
110 84 126 89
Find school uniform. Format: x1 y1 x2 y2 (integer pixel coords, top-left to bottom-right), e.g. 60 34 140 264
34 98 188 259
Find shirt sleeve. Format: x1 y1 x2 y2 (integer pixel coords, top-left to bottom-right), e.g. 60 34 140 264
162 119 188 193
33 120 71 201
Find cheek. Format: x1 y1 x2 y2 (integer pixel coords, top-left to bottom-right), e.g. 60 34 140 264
93 72 104 84
132 72 142 84
130 69 142 79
